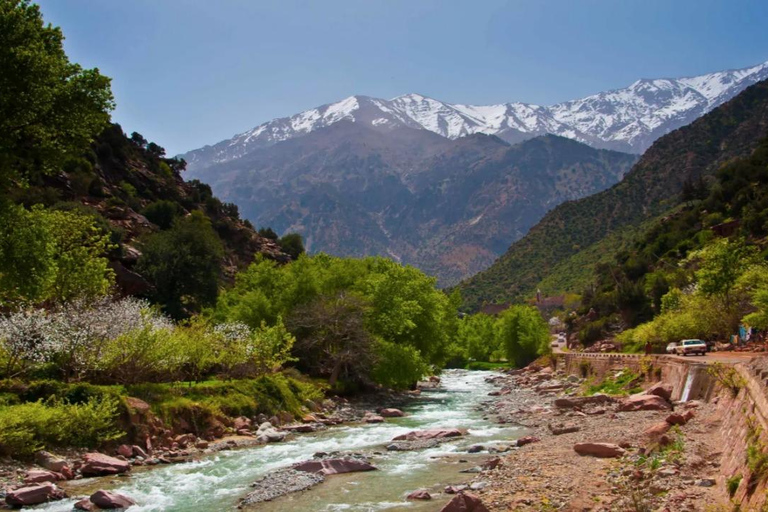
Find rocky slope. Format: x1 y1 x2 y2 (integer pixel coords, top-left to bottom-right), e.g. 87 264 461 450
183 60 768 166
458 78 768 310
184 129 636 286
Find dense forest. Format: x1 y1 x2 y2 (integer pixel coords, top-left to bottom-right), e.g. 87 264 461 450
0 0 551 459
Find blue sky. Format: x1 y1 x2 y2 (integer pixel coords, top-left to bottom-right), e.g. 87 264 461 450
39 0 768 156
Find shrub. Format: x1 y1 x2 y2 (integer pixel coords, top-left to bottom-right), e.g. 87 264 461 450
727 474 742 497
0 396 123 457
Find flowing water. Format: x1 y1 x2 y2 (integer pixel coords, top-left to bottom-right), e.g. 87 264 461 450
34 370 524 512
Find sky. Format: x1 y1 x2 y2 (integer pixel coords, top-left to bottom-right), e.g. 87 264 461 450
38 0 768 156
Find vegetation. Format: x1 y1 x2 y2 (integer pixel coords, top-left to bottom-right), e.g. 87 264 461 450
585 370 642 396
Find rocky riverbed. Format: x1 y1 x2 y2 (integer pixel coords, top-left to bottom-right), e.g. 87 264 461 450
469 364 730 511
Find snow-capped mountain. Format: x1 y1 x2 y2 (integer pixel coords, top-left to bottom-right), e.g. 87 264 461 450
183 60 768 168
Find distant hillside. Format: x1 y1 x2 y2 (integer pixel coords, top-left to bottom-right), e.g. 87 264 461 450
186 124 636 285
458 79 768 311
10 124 288 296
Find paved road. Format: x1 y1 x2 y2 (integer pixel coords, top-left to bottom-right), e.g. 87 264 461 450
551 340 761 365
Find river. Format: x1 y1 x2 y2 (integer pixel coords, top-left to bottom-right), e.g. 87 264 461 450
34 370 524 512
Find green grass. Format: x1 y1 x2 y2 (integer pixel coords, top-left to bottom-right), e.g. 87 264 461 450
585 370 642 396
465 361 511 371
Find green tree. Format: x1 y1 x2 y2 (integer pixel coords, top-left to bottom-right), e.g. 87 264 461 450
689 238 757 305
456 313 499 362
279 233 305 259
0 0 114 188
136 211 224 318
142 200 183 230
495 305 550 367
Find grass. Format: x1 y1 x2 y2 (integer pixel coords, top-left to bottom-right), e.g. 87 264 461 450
585 370 642 396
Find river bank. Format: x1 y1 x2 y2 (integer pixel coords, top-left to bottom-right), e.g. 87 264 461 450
2 370 526 511
472 362 732 511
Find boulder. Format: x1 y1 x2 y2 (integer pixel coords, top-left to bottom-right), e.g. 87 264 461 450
80 453 131 476
132 445 148 458
256 423 287 443
392 429 463 441
548 423 581 435
644 382 673 401
294 458 377 475
90 490 136 509
116 444 134 458
480 457 501 470
665 413 688 426
24 469 62 484
617 394 671 412
573 442 625 458
515 436 541 447
233 416 252 430
407 489 432 500
5 483 65 507
683 410 696 422
34 451 68 473
554 394 614 409
644 421 672 439
380 408 405 418
75 498 97 510
364 414 385 424
440 492 490 512
444 485 469 494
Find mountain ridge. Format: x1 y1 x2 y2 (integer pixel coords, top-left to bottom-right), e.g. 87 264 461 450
182 60 768 168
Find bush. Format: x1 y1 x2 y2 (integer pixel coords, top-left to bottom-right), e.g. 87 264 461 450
0 396 123 457
371 340 428 389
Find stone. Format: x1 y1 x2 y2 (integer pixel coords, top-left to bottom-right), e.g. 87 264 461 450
392 429 462 441
293 458 377 475
548 423 580 435
665 413 688 426
24 469 62 484
132 445 148 458
407 489 432 500
90 490 137 509
195 440 209 449
233 416 252 430
683 410 696 422
480 457 501 471
644 382 673 401
444 485 468 494
617 394 671 412
80 453 131 476
5 483 65 507
644 421 672 439
515 436 541 447
696 478 716 487
34 451 68 473
364 414 385 423
256 423 287 443
573 442 626 458
440 492 490 512
469 481 487 490
467 445 484 453
380 408 405 418
117 444 133 458
554 394 614 409
75 498 97 510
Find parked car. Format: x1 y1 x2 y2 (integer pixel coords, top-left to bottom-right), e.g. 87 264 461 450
676 339 707 356
666 342 679 354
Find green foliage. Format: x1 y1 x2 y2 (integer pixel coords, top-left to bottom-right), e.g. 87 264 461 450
586 370 642 396
727 474 742 498
258 227 279 240
137 211 224 318
0 396 123 457
142 200 184 230
278 232 305 259
0 204 114 305
371 340 428 389
456 313 499 362
495 305 551 367
707 362 745 397
0 0 114 188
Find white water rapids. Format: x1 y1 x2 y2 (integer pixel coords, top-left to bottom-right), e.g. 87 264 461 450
33 370 524 511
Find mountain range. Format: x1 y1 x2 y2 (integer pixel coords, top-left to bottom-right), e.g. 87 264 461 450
181 60 768 286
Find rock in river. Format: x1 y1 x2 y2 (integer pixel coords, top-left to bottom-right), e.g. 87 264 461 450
293 457 377 475
80 453 131 476
5 482 65 507
392 429 463 441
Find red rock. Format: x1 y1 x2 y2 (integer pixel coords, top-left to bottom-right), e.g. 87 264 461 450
80 453 131 476
236 428 252 436
5 483 65 506
444 485 468 494
440 492 490 512
24 469 62 484
665 413 688 426
380 408 404 418
617 394 671 412
233 416 252 430
132 445 148 458
481 457 501 470
34 451 68 473
195 440 209 449
683 410 696 422
554 394 614 408
75 498 97 510
643 382 673 401
294 458 377 475
644 421 672 438
573 442 626 458
407 489 432 500
302 414 318 423
364 414 385 423
515 436 541 447
117 444 133 458
90 490 136 509
392 429 463 441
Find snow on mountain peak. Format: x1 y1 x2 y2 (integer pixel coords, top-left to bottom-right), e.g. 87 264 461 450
185 59 768 166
